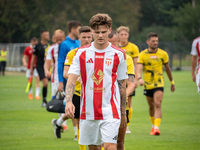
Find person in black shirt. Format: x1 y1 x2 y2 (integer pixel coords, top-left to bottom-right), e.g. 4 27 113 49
30 30 50 107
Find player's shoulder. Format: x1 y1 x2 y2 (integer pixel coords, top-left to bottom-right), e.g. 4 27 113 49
140 49 148 54
77 44 92 53
111 44 126 59
68 48 78 56
193 37 200 43
48 43 57 50
157 48 168 55
128 42 138 47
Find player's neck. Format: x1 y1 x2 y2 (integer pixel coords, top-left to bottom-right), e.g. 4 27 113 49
94 41 109 50
148 47 157 53
41 40 48 46
119 41 128 47
68 33 76 40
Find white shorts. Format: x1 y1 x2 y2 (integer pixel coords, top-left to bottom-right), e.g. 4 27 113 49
196 71 200 93
26 69 38 78
79 119 120 146
51 81 59 96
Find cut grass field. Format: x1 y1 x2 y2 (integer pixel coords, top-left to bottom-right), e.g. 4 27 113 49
0 71 200 150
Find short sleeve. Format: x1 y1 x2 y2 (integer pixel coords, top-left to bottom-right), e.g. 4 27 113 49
33 45 38 55
117 54 128 80
132 45 139 58
64 49 75 66
24 47 28 56
46 47 52 60
68 51 80 76
137 53 144 64
126 55 135 75
191 40 198 55
163 51 169 64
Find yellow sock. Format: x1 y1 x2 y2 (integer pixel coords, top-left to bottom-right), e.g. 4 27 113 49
102 147 104 150
154 118 161 128
127 107 132 126
150 116 154 126
77 126 86 150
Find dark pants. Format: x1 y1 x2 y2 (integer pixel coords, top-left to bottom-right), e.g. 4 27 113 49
0 61 6 75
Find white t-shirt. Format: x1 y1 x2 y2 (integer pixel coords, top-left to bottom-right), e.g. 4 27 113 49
68 42 128 120
46 43 59 83
191 37 200 73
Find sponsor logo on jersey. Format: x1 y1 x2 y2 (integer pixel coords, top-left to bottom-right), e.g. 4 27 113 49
105 58 112 66
91 69 104 85
95 55 104 59
86 58 94 63
82 111 90 115
150 55 158 59
90 87 105 93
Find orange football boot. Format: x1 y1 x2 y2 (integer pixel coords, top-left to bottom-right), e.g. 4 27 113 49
154 128 160 135
28 93 33 100
150 127 154 135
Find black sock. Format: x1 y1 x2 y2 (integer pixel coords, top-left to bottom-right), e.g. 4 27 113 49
43 87 47 102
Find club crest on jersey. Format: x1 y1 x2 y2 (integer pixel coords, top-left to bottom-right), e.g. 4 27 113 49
65 56 69 63
105 58 112 66
91 69 104 85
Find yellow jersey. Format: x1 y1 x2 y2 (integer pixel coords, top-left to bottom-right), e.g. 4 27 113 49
126 54 135 110
119 42 139 59
138 48 169 90
0 50 7 62
64 48 81 96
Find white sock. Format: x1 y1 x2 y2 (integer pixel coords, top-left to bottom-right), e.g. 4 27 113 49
154 126 159 130
56 117 64 126
35 87 40 96
61 113 67 126
152 125 155 128
73 126 77 136
29 87 33 94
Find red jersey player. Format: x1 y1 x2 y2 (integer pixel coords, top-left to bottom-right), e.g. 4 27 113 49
65 14 128 150
22 37 40 100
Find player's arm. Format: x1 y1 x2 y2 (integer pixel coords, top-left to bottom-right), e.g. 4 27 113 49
126 75 135 97
44 60 51 78
118 79 127 128
133 57 138 88
58 43 67 92
30 54 36 75
63 65 70 79
191 55 197 82
137 63 144 86
65 73 79 118
164 63 175 92
22 55 28 67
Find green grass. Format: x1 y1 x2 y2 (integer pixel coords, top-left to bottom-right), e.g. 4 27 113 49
0 71 200 150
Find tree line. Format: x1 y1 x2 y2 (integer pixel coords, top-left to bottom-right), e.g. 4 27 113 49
0 0 199 43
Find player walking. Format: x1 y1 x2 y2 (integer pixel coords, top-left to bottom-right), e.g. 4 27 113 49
22 37 40 100
65 13 127 150
117 26 139 133
30 30 50 107
137 32 175 135
191 36 200 92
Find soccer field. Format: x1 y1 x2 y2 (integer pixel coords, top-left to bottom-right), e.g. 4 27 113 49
0 71 200 150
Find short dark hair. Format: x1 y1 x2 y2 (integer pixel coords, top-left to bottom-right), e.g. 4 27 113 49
147 32 158 40
79 26 91 34
31 37 38 42
108 29 117 38
89 13 112 30
68 20 82 33
40 30 48 35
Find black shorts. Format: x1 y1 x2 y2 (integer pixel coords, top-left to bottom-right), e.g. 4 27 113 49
36 66 46 81
72 94 80 119
129 90 136 97
126 110 129 124
144 87 164 97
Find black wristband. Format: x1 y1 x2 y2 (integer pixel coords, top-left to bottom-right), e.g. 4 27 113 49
138 77 141 80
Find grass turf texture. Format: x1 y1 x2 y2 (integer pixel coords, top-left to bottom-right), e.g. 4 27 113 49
0 71 199 150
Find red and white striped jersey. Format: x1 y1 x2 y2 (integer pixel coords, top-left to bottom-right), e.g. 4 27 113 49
46 43 59 83
191 37 200 73
68 42 128 120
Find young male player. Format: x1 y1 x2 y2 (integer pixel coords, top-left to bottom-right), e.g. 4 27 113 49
57 20 81 92
65 13 127 150
22 37 40 100
108 29 135 150
30 30 50 107
117 26 139 133
137 32 175 135
191 36 200 92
